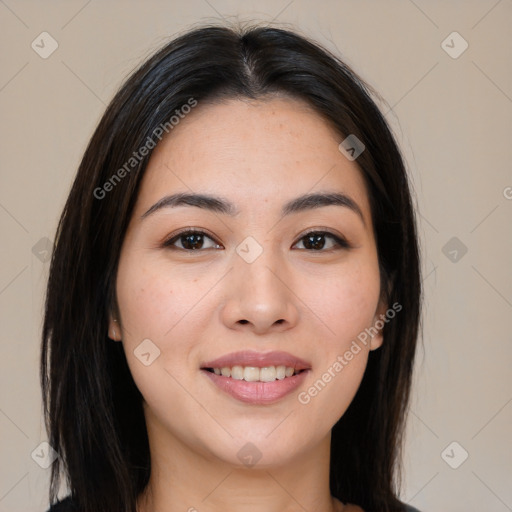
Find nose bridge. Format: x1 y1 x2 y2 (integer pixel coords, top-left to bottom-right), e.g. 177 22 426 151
221 235 299 332
240 247 284 295
234 236 284 299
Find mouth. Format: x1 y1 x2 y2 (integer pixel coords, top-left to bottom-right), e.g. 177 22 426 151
200 350 311 404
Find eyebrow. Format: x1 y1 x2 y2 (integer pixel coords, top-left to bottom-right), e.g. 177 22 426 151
141 191 366 226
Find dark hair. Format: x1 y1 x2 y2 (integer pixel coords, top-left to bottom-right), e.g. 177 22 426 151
41 23 422 512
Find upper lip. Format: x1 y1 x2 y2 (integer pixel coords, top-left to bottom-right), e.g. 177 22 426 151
201 350 312 371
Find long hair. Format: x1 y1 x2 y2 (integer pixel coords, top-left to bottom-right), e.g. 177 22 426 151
41 23 422 512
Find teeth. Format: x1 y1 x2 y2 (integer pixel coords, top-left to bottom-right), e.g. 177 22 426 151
231 366 244 380
276 365 286 380
210 365 299 382
243 366 260 382
260 366 277 382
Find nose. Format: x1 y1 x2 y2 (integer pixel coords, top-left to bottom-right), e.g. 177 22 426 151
220 249 300 335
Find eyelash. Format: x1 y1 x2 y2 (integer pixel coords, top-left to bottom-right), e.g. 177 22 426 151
162 227 351 252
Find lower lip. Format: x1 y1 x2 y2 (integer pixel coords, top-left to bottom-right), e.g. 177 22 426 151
202 369 309 405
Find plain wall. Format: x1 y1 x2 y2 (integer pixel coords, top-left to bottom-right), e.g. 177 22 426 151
0 1 511 511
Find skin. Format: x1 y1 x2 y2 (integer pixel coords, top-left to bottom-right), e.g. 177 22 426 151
109 96 384 512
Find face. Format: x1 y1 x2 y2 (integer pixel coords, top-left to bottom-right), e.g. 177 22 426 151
109 96 387 469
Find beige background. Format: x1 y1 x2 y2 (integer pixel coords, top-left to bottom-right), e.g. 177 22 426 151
1 1 511 511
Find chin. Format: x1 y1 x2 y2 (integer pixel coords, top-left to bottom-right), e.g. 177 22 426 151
209 430 317 470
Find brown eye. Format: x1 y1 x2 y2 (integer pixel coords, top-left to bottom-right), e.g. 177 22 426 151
164 230 222 251
293 231 350 251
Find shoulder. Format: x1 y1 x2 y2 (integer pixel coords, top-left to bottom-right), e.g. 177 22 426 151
404 505 422 512
46 496 77 512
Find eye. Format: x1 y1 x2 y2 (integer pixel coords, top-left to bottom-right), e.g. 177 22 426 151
163 228 350 252
293 230 350 251
163 229 223 251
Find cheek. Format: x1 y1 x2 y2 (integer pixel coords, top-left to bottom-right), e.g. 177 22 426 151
116 258 208 341
115 261 194 406
115 256 221 390
294 258 379 424
303 258 381 345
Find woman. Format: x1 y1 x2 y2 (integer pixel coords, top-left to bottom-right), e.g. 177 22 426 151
41 23 422 512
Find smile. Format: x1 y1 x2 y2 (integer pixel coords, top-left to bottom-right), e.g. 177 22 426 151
201 351 311 404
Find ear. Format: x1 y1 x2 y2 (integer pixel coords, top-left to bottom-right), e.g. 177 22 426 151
369 296 388 351
108 312 122 341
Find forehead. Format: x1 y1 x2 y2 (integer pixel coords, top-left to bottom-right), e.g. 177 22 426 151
135 96 372 223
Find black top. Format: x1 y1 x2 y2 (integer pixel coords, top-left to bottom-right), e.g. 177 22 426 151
46 497 76 511
47 496 421 511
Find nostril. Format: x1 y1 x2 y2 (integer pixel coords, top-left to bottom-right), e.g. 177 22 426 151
239 320 249 324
